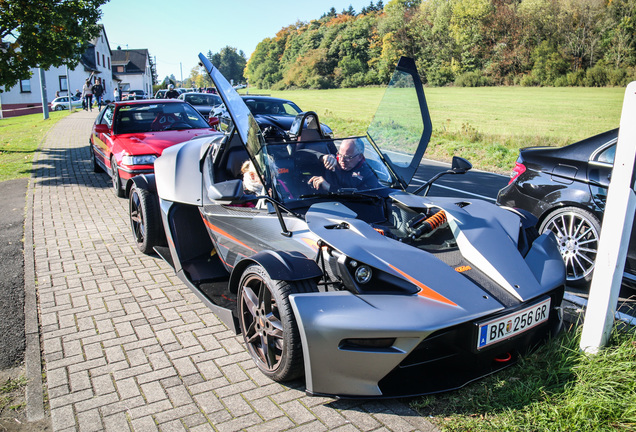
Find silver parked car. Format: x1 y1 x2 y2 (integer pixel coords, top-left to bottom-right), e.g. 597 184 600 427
177 92 222 117
50 96 83 111
125 53 566 398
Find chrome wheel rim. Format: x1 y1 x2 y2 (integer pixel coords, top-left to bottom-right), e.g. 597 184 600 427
239 275 283 372
543 211 599 282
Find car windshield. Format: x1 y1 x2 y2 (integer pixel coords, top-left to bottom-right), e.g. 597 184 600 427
185 94 222 106
249 137 394 204
114 103 210 134
243 99 301 117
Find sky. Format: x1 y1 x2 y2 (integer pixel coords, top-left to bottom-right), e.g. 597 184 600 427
99 0 376 82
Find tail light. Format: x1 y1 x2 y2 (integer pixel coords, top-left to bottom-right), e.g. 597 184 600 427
508 162 526 184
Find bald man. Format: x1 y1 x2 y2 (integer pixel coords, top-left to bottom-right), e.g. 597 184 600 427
308 138 380 192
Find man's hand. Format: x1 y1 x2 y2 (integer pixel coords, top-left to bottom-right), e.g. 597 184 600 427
308 176 330 191
322 154 337 171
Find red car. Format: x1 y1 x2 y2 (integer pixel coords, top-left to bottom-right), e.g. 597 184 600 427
90 99 219 197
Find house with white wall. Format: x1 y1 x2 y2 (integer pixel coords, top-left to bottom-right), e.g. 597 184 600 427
111 48 153 99
0 25 127 118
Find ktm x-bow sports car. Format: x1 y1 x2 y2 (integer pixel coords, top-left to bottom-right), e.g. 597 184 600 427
127 54 566 398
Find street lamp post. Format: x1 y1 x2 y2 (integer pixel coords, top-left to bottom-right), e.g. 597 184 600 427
38 68 49 120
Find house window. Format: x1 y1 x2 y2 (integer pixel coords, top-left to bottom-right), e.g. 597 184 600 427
102 54 105 68
108 58 111 69
97 51 100 66
59 76 68 92
116 66 124 73
20 79 31 93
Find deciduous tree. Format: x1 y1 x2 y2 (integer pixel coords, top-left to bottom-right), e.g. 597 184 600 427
0 0 108 91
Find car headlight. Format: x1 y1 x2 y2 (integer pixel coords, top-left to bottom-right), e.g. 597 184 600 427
350 261 373 284
121 155 157 166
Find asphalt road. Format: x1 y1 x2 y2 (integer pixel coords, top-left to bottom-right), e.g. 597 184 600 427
0 178 27 368
408 158 509 201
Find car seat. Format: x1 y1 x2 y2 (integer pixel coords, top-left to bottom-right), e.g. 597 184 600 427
289 111 326 143
151 113 178 131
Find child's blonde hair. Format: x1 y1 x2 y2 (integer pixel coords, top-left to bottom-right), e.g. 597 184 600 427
241 160 254 175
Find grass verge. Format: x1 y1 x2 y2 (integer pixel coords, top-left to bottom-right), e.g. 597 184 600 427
0 110 71 182
411 323 636 431
244 86 624 174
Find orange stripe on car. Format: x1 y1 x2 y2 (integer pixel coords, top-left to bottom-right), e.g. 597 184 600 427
388 264 458 306
201 218 257 253
300 237 319 252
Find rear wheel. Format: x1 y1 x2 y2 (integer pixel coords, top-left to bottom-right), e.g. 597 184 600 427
111 157 124 197
129 185 164 254
238 264 315 381
540 206 601 287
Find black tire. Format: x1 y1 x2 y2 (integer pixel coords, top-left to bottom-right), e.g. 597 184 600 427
91 145 103 173
129 185 164 254
54 105 63 111
237 264 316 382
539 206 601 287
111 157 124 197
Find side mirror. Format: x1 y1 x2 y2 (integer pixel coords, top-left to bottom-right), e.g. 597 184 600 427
94 124 110 134
451 156 472 174
412 156 473 196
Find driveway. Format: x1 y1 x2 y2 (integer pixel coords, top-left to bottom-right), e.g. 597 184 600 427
27 110 438 431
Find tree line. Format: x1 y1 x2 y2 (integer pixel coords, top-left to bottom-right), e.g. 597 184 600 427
241 0 636 89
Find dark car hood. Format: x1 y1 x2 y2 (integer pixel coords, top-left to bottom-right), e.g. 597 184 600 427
253 114 294 130
117 128 217 155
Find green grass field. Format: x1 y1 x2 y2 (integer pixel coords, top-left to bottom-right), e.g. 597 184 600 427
245 86 625 173
0 110 70 182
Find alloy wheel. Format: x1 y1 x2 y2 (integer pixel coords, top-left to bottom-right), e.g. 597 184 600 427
541 208 600 284
239 273 284 373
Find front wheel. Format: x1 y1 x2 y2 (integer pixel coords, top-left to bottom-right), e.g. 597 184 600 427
539 206 601 287
238 264 315 382
129 185 164 254
111 157 124 197
91 144 103 173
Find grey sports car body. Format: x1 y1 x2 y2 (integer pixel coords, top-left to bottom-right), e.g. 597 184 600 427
127 53 566 398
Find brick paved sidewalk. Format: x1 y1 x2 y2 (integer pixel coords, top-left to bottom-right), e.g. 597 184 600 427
28 110 439 432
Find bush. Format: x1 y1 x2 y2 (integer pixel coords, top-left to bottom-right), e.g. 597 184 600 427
454 71 492 87
566 70 586 86
307 76 334 89
585 65 608 87
553 76 569 87
607 68 628 86
520 73 540 87
428 66 455 87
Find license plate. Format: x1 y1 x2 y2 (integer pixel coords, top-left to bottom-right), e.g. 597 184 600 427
477 298 551 350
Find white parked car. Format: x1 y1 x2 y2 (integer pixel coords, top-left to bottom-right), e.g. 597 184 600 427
50 96 82 111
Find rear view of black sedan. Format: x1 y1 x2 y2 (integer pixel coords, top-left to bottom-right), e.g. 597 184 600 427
497 129 636 287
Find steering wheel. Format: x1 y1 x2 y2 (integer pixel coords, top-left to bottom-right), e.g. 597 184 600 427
151 113 178 131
